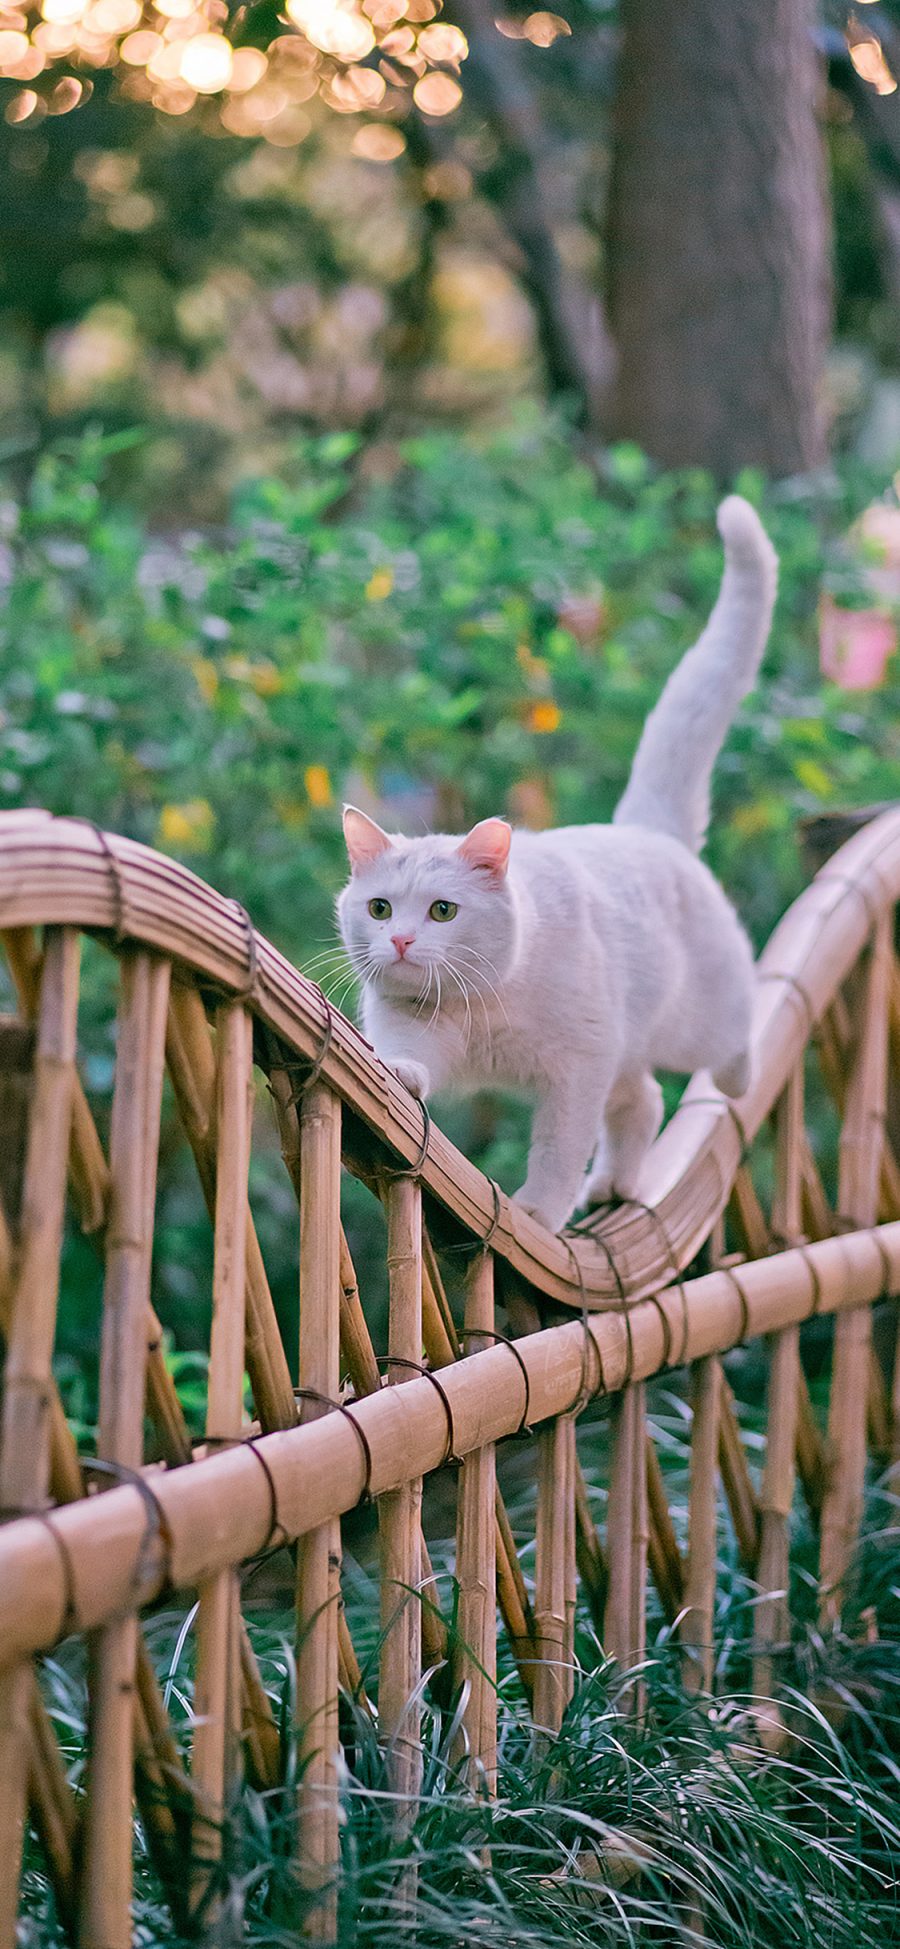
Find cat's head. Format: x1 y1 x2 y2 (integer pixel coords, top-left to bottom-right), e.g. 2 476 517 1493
336 807 520 1003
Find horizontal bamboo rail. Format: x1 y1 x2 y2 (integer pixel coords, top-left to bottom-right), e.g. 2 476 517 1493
0 1222 896 1662
0 802 897 1943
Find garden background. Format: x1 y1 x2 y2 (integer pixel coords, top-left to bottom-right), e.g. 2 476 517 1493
3 0 900 1940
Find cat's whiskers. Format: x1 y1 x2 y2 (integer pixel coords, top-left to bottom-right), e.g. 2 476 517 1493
452 945 510 1035
425 962 443 1035
442 961 473 1049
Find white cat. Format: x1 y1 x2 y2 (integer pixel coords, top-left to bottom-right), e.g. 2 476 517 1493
337 495 777 1233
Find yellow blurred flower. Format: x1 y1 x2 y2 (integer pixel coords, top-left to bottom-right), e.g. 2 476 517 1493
732 801 774 839
527 699 561 734
794 759 831 799
304 764 333 809
250 659 282 696
365 567 394 601
158 799 216 851
191 656 219 703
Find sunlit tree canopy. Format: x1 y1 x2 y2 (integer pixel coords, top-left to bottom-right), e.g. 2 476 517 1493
0 0 472 146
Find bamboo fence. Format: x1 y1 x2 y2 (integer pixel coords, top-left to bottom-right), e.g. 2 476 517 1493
0 801 897 1943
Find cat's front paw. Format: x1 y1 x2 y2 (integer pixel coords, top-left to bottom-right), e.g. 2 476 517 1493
514 1188 571 1235
390 1058 430 1100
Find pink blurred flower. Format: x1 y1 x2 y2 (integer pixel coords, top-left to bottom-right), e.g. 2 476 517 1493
819 592 896 691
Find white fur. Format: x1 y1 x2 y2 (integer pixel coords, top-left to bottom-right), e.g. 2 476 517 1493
337 496 777 1233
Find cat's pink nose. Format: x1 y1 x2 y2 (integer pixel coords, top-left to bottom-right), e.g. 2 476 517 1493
391 933 416 959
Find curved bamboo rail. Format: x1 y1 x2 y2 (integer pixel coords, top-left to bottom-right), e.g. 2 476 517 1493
0 804 898 1308
0 803 898 1945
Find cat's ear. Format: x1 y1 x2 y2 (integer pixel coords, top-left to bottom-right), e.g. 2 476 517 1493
457 817 511 881
343 805 394 871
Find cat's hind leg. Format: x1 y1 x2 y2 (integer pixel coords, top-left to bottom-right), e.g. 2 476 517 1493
583 1070 663 1207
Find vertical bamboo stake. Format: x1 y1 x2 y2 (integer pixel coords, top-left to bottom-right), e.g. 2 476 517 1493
269 1057 427 1701
820 918 890 1620
296 1083 342 1941
795 1369 826 1520
646 1436 685 1622
2 925 110 1235
717 1383 760 1568
79 951 171 1949
604 1383 648 1706
379 1174 423 1901
191 1002 254 1913
682 1357 721 1695
753 1064 803 1746
420 1235 535 1684
533 1412 576 1735
166 983 297 1433
454 1251 497 1792
0 927 79 1949
574 1464 608 1631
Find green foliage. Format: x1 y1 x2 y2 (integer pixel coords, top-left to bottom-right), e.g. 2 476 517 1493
1 415 897 969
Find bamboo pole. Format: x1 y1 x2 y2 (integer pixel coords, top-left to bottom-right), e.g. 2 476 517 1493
296 1084 342 1941
339 1228 380 1397
645 1436 685 1623
795 1370 826 1518
753 1065 803 1747
0 927 79 1949
28 1686 78 1937
79 950 171 1949
728 1167 772 1261
717 1381 760 1568
0 1014 84 1935
420 1234 535 1682
818 990 900 1222
166 983 297 1433
1 1225 899 1675
268 1056 410 1699
604 1384 648 1704
191 1002 253 1915
533 1411 576 1735
574 1463 608 1632
682 1356 721 1695
1 925 109 1234
379 1174 423 1900
454 1251 497 1791
820 917 891 1621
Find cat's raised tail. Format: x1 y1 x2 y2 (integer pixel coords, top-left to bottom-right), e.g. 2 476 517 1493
613 494 778 854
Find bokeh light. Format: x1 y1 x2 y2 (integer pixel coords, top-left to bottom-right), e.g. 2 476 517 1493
0 0 473 144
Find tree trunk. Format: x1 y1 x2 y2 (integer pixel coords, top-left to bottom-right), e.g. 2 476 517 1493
604 0 830 478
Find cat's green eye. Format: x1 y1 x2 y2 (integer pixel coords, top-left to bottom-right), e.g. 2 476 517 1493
429 900 458 923
368 897 392 920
